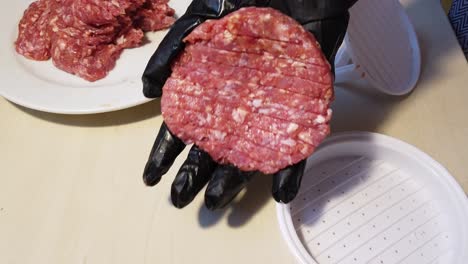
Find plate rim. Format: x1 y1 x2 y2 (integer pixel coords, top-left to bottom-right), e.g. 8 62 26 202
0 89 154 115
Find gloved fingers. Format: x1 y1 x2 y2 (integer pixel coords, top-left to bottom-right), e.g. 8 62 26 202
171 145 217 208
272 160 306 203
269 0 357 24
142 0 266 98
204 165 258 210
142 15 204 98
143 122 186 186
188 0 269 17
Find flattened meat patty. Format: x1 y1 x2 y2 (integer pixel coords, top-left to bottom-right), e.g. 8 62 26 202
161 7 334 174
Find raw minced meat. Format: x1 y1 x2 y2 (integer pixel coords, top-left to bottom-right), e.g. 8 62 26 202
161 7 334 174
15 0 175 81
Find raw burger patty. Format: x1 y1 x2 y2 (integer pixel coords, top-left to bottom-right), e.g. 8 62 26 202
15 0 175 81
161 7 333 174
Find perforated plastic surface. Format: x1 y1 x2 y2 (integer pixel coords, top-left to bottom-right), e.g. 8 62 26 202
277 133 468 264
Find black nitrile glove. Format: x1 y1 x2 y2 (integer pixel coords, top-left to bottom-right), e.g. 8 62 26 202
142 0 357 210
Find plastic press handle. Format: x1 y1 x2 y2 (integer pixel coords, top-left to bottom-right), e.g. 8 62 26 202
334 64 361 84
333 40 361 85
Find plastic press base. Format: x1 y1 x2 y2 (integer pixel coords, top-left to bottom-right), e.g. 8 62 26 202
277 132 468 264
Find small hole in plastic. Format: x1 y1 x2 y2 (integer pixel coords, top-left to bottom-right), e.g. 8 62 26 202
387 215 390 219
380 260 384 264
373 225 376 228
351 201 355 205
357 234 361 238
364 193 368 196
328 255 331 259
297 218 301 222
303 198 306 201
411 218 414 222
312 208 316 212
343 244 347 248
317 242 320 246
420 253 424 257
383 237 387 240
375 204 379 208
361 213 365 216
397 227 401 231
332 232 336 235
354 257 357 261
322 220 326 223
327 199 330 203
395 250 399 253
347 222 351 226
337 210 340 214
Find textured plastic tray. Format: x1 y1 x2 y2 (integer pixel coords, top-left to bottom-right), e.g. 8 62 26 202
277 132 468 264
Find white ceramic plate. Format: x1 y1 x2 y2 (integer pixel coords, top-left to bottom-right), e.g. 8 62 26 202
277 132 468 264
0 0 191 114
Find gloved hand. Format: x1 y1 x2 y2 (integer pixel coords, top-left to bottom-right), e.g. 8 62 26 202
142 0 357 210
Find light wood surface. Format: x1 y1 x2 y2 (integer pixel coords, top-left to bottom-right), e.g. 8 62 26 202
1 0 467 263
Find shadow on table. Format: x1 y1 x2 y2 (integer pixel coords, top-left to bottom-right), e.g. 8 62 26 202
330 82 405 133
9 98 162 127
198 173 272 228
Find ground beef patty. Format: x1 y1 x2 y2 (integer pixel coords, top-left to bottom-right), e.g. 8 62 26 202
161 7 333 174
15 0 175 81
